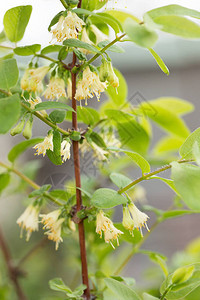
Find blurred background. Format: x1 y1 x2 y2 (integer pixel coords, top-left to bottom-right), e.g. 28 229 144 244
0 0 200 299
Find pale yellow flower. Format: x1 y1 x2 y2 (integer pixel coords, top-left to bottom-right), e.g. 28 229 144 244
17 204 40 241
51 11 85 43
128 203 149 237
27 96 42 109
61 140 71 162
96 211 123 248
33 133 53 156
122 206 134 235
75 66 107 103
21 66 49 94
44 77 67 101
29 66 50 83
40 209 65 250
80 27 93 54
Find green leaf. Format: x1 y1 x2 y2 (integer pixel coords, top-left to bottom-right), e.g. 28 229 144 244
41 45 62 55
46 130 62 165
139 100 190 138
0 58 19 90
0 94 21 134
49 110 66 123
179 128 200 159
143 293 159 300
96 12 123 34
171 162 200 210
91 188 127 208
80 0 108 11
90 131 107 148
162 210 200 220
124 18 158 48
140 250 168 277
104 278 141 300
63 38 100 53
110 173 132 189
49 278 72 293
193 141 200 166
0 173 10 195
106 68 127 105
73 48 87 61
8 137 43 163
48 11 64 32
172 266 194 284
153 15 200 38
29 184 51 198
71 131 81 141
14 44 41 56
3 5 32 42
33 101 74 112
98 40 124 53
144 5 200 21
149 176 179 195
123 150 150 174
105 10 140 24
154 135 184 155
77 107 100 126
148 48 169 75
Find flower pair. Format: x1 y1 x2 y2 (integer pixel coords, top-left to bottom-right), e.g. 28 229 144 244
33 133 71 163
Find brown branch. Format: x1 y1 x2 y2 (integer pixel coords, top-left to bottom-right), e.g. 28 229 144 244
0 226 27 300
71 44 90 300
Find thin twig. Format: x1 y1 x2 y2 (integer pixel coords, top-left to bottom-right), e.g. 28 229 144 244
118 159 193 194
0 226 27 300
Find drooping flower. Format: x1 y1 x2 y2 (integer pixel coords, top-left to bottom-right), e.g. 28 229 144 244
127 203 149 237
21 66 49 94
96 210 123 248
75 66 107 104
44 77 67 101
51 11 85 43
80 140 108 162
33 133 53 156
61 140 71 162
40 209 65 250
17 204 40 241
103 131 121 149
122 206 134 235
99 60 119 88
90 25 108 45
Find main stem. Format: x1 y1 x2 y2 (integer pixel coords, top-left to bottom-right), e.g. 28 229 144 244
0 227 27 300
71 51 90 298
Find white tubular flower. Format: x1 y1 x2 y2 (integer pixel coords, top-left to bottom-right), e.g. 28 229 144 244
103 132 121 149
33 133 53 156
91 142 108 161
17 204 40 241
122 206 134 235
67 78 72 99
61 140 71 162
80 27 93 54
68 219 76 232
51 12 85 43
44 77 66 101
40 209 65 250
21 69 43 94
29 66 50 83
90 25 108 45
27 96 42 109
128 203 149 237
96 211 123 248
75 66 107 103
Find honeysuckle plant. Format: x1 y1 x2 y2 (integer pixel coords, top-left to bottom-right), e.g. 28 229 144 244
0 0 200 299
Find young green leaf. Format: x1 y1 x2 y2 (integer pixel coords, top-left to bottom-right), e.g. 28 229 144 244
91 188 127 208
0 173 10 195
46 130 62 165
29 184 51 198
154 135 184 155
124 18 158 48
98 40 124 53
41 45 62 55
143 293 159 300
48 11 64 32
104 278 141 300
96 12 123 34
179 128 200 159
14 44 41 56
0 58 19 90
171 162 200 210
33 101 74 112
148 48 169 75
8 137 44 163
80 0 107 11
105 9 140 24
63 38 101 53
90 131 107 148
110 173 132 189
0 94 21 134
77 107 100 126
3 5 32 42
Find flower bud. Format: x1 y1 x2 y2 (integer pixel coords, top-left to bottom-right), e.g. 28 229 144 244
23 115 33 139
10 119 25 136
99 59 109 82
107 61 119 88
